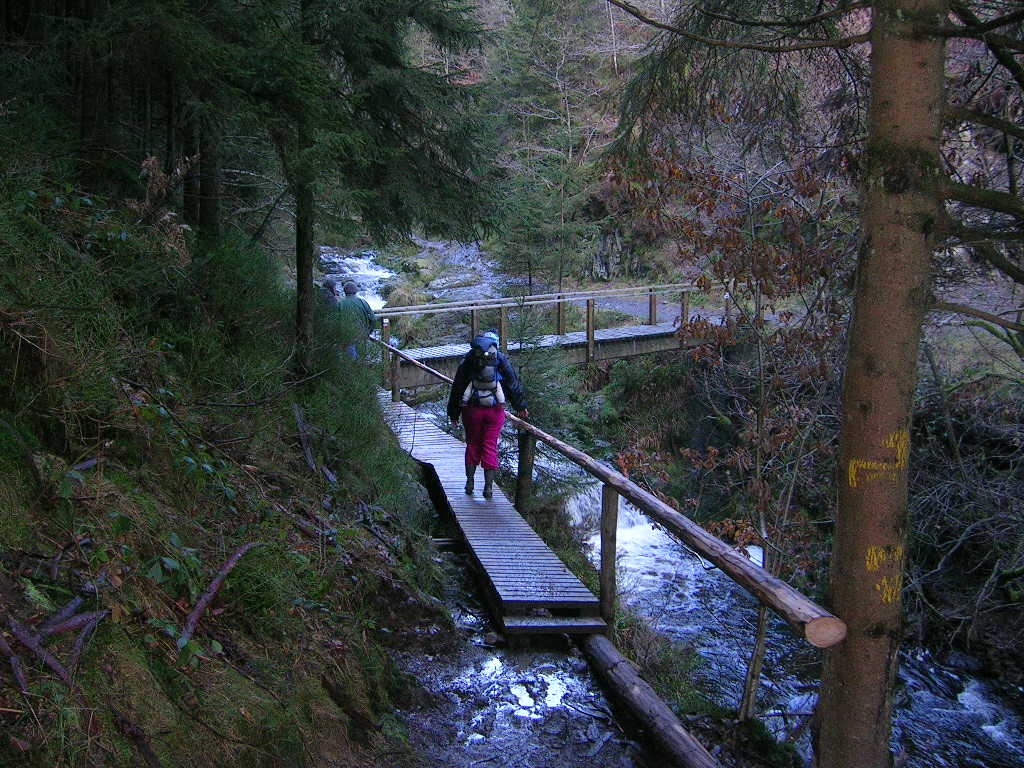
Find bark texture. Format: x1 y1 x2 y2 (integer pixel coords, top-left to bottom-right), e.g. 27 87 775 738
814 2 948 766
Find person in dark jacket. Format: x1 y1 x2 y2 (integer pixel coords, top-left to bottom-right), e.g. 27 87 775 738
447 331 528 498
339 280 376 359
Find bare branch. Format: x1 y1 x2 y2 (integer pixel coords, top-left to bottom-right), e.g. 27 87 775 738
40 609 107 638
696 2 872 30
930 301 1024 333
935 27 1024 52
604 0 869 52
0 634 30 693
37 597 85 635
180 542 263 644
949 8 1024 33
8 618 72 686
943 180 1024 220
950 1 1024 93
945 105 1024 143
67 614 106 674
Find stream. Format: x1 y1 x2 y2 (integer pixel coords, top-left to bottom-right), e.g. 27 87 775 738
321 241 1024 768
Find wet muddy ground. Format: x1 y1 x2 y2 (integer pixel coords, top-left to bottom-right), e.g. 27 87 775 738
391 550 651 768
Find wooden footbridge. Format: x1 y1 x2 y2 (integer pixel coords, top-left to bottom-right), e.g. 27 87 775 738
374 285 845 649
378 393 605 635
371 287 848 767
376 284 697 390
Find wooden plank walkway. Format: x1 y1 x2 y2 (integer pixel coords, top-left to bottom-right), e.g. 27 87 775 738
378 393 605 635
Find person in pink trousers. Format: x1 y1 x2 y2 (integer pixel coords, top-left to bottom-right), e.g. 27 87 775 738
447 331 529 498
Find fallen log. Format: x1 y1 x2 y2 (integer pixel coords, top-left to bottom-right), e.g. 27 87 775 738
580 634 720 768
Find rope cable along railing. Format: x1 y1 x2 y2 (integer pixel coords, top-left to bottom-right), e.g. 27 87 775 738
372 338 847 649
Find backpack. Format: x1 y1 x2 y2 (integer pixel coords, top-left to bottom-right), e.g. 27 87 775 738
461 342 505 408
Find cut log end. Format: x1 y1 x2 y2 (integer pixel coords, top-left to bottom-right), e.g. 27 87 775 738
805 616 847 648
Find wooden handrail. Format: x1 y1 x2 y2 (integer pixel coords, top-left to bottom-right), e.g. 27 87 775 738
373 339 847 649
374 283 696 318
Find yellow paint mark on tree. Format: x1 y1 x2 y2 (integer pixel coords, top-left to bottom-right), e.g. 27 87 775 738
847 429 910 488
865 545 905 572
875 575 902 604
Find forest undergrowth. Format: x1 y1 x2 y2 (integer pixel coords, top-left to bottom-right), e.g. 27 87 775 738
591 318 1024 690
0 175 463 767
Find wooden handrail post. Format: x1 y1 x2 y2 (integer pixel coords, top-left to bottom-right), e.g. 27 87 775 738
647 287 657 325
515 431 536 509
499 307 508 353
680 292 689 343
600 484 618 629
556 295 566 335
470 308 480 339
390 349 401 402
586 298 595 362
380 318 391 385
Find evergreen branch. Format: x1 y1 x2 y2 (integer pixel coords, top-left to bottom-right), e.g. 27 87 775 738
931 301 1024 333
604 0 869 52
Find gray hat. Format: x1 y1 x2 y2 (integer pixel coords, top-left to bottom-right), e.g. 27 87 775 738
343 281 358 295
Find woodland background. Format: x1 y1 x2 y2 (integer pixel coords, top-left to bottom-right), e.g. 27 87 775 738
1 2 1022 767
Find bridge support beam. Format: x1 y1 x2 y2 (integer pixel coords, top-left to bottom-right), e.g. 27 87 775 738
390 351 401 402
580 635 720 768
586 299 595 362
515 431 536 509
600 484 618 629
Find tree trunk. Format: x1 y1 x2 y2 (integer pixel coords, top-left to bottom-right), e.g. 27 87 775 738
198 122 221 254
294 179 315 375
814 2 948 767
165 72 177 184
183 119 200 226
293 0 317 376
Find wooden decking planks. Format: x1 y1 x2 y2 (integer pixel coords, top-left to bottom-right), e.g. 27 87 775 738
378 393 604 634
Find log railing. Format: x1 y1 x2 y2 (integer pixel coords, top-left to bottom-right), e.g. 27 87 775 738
373 340 847 650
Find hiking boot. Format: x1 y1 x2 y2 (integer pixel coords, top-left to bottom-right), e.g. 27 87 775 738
465 464 476 495
483 469 496 499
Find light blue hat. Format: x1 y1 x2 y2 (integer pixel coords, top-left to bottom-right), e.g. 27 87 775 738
472 331 499 350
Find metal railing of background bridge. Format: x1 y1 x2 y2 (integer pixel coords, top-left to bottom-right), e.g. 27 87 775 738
374 338 848 651
375 283 697 351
